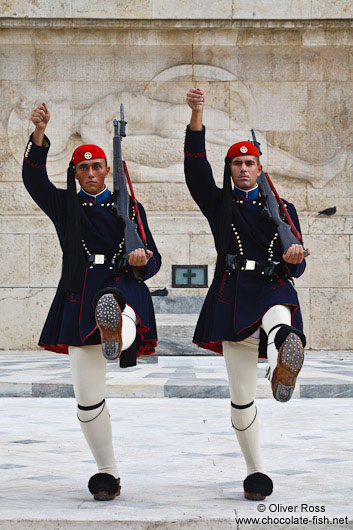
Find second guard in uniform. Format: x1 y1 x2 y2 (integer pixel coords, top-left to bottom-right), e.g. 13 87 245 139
23 103 161 500
184 89 309 501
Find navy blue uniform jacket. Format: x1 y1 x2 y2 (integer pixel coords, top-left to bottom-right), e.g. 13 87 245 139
184 126 306 358
23 135 161 357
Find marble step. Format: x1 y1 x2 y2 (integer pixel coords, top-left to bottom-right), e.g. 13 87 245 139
0 351 352 399
152 296 204 314
155 313 214 356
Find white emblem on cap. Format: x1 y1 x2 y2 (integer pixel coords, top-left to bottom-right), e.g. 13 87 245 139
240 146 248 153
84 152 92 160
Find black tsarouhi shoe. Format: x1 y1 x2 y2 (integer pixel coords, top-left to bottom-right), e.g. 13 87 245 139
88 473 121 501
244 472 273 501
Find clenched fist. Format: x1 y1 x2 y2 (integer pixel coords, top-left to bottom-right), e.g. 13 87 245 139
283 244 310 264
128 248 153 268
31 103 50 130
187 88 205 112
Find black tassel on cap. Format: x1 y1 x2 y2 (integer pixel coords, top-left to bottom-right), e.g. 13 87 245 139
62 161 86 293
215 158 235 277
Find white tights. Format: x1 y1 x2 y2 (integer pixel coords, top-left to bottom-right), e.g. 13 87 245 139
68 306 137 479
223 305 292 476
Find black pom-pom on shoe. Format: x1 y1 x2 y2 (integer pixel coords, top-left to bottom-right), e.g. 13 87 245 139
274 325 306 350
92 287 126 312
88 473 121 501
243 472 273 501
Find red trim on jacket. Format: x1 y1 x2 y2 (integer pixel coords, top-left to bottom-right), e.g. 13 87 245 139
184 150 206 158
235 302 299 336
24 158 46 169
40 303 158 357
193 340 222 354
218 272 229 304
39 342 68 354
132 305 157 357
194 302 300 359
79 265 98 344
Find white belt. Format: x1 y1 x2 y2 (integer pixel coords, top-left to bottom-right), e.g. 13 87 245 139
241 259 256 271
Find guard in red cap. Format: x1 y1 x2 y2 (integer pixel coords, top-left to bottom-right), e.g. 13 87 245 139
226 141 260 159
72 144 107 165
23 103 161 500
185 89 309 501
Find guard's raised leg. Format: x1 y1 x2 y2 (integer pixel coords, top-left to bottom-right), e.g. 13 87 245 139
94 287 138 362
262 305 305 402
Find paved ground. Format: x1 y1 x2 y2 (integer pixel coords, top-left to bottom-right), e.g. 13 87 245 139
0 349 352 399
0 397 352 529
1 325 352 528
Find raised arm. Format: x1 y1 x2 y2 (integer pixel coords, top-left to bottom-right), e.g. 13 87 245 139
22 103 66 224
184 88 222 220
31 103 50 147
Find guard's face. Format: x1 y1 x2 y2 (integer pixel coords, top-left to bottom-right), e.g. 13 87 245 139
230 155 262 190
75 159 110 195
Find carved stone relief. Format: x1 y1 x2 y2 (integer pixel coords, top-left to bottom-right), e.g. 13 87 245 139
7 64 347 189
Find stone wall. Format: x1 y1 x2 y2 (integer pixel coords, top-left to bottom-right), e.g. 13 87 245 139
1 2 352 350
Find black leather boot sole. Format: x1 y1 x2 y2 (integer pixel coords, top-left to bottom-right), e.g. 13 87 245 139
272 332 304 402
95 294 122 360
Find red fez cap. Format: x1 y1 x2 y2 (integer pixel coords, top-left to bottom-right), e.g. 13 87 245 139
226 141 260 160
72 144 107 166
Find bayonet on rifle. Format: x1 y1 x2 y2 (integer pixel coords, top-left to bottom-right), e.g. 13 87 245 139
112 105 146 257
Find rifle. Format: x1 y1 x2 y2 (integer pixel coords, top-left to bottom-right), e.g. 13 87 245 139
250 129 308 257
112 105 147 261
